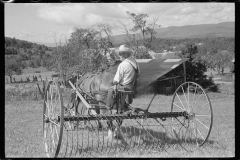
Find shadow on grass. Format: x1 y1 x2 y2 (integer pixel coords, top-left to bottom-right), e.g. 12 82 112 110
119 125 218 152
57 123 221 157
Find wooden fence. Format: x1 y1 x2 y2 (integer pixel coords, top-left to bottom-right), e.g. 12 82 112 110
5 75 57 84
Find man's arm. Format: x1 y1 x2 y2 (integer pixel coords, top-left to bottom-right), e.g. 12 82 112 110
113 64 123 85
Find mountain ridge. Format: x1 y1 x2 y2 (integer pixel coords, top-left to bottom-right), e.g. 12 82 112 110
110 21 234 45
29 22 234 47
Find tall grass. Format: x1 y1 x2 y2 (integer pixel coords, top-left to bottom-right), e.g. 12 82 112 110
5 83 42 101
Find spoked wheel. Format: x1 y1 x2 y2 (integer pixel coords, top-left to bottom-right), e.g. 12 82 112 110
43 81 64 157
171 81 213 147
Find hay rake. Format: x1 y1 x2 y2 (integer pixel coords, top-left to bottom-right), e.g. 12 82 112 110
43 80 213 157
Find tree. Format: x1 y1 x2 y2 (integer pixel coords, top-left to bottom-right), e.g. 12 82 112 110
126 11 160 49
117 11 160 59
65 25 113 74
48 39 73 83
178 43 207 83
5 55 22 83
212 50 233 74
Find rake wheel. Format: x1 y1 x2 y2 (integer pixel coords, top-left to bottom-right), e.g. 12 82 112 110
43 81 64 157
171 81 213 147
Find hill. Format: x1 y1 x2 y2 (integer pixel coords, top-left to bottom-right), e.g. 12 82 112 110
110 22 234 45
34 42 57 48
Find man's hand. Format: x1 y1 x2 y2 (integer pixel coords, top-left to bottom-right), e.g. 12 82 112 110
111 81 118 85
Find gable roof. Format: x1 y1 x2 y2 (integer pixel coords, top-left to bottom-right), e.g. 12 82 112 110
136 58 189 85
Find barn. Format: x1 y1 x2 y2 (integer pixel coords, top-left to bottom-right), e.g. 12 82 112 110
136 58 188 94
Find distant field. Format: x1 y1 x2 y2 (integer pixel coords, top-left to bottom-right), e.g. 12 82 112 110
5 67 57 82
205 68 231 77
5 66 233 83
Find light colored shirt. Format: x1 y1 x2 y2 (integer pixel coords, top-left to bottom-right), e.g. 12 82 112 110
114 57 140 85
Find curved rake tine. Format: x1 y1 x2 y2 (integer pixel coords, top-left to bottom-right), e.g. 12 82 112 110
172 117 189 152
153 118 170 152
135 117 143 150
86 119 90 155
80 115 84 155
99 117 104 154
120 117 129 152
63 130 69 157
74 116 79 157
192 122 199 146
110 115 117 154
93 118 100 154
90 122 94 156
117 116 127 152
68 123 74 157
50 125 55 154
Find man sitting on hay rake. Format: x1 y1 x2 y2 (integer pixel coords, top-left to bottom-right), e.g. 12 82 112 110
106 44 140 112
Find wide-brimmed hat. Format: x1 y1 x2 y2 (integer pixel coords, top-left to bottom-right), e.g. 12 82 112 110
117 44 132 57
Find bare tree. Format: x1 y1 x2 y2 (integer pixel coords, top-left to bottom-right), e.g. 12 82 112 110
125 11 160 49
116 11 160 59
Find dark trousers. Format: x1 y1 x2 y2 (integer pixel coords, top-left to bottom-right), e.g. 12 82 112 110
106 83 134 110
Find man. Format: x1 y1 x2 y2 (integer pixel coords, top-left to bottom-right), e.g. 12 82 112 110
106 44 140 111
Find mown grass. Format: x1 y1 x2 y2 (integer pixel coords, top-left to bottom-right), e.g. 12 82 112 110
5 85 234 157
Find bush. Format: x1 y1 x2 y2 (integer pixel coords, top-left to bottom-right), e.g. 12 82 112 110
196 77 219 92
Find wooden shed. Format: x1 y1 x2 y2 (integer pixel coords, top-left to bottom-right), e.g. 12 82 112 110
136 58 188 94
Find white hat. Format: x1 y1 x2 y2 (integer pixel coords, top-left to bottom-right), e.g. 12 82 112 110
117 44 132 57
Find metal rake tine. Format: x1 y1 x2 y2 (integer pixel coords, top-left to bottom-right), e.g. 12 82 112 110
74 115 79 157
69 123 74 157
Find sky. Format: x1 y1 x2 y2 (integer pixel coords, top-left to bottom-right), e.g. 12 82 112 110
5 3 235 44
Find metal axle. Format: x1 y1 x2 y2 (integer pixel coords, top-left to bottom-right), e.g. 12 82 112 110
44 111 188 123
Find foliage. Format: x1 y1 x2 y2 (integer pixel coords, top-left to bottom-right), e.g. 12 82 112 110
229 62 234 73
178 43 206 80
5 37 53 69
132 46 152 59
212 50 233 74
176 43 219 91
5 55 24 83
48 23 114 82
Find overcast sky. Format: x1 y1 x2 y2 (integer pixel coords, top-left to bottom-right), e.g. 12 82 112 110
5 3 235 44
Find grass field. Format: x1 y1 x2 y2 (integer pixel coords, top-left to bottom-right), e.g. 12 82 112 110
5 85 234 157
5 66 234 157
5 67 56 82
